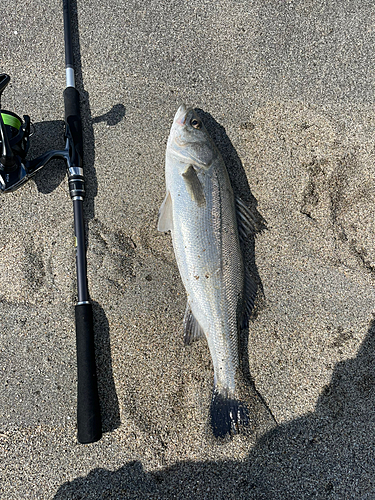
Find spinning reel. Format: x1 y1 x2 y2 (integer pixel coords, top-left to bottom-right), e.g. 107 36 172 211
0 73 71 193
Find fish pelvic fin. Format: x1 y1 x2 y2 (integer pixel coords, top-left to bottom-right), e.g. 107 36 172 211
210 388 249 438
157 191 173 232
183 302 205 345
235 196 266 240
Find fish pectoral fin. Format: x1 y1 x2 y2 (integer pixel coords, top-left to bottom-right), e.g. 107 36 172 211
182 165 206 207
183 302 205 345
241 271 257 328
235 196 266 240
157 191 173 232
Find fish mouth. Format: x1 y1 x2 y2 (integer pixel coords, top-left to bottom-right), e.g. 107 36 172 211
173 104 190 126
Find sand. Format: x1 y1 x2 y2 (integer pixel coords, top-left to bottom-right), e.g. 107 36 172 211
1 0 375 498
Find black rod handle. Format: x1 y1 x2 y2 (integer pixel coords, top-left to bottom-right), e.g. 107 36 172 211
75 303 102 444
64 86 83 168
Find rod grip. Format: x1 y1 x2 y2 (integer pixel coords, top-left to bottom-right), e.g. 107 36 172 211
64 86 83 167
75 303 102 443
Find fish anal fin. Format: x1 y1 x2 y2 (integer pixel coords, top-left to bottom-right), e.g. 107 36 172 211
236 197 266 240
157 191 173 232
183 302 205 345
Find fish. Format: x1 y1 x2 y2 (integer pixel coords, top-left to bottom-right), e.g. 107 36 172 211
158 104 260 438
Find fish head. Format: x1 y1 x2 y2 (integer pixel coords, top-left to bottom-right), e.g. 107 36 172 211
167 104 217 170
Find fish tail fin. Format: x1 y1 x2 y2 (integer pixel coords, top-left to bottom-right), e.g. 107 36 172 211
210 388 249 438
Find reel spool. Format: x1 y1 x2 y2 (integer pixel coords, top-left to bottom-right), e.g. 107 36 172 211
0 73 31 180
0 109 30 161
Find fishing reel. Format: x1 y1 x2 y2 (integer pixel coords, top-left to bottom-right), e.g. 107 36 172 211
0 73 70 192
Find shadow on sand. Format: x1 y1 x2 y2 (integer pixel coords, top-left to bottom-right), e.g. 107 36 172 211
195 109 268 387
54 315 375 499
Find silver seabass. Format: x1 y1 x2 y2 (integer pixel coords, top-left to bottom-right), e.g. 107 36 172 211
158 105 257 437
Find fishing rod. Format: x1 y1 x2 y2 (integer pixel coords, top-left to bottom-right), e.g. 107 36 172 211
63 0 102 444
0 0 102 443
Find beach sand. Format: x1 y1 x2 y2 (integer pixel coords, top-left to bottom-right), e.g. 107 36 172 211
1 1 375 498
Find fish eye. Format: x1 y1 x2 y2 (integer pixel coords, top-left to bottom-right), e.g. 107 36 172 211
190 118 202 129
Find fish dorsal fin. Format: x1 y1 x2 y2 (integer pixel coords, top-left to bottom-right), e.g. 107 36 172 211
157 191 173 232
241 271 257 328
182 165 206 206
183 302 205 345
235 196 265 240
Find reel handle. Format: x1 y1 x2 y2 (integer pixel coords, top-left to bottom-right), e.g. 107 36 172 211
0 74 10 106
